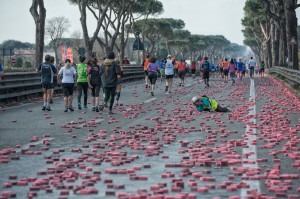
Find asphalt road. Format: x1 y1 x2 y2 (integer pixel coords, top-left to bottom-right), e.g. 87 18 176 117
0 75 299 199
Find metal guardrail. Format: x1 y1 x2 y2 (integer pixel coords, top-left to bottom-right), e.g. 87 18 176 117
268 66 300 84
0 65 144 102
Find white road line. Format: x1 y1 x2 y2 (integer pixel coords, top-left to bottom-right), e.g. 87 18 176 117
15 138 55 153
144 98 156 103
241 78 260 197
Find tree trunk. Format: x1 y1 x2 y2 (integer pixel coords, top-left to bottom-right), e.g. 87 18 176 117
54 48 59 64
284 0 299 69
271 22 279 67
30 0 46 68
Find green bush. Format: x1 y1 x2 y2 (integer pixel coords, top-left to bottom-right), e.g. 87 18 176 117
15 57 23 68
24 61 32 68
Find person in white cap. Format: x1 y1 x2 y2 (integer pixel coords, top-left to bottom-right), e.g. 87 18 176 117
191 96 230 112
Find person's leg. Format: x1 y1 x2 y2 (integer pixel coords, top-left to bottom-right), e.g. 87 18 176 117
42 86 47 110
83 82 88 108
109 87 116 113
62 84 69 112
168 77 173 93
165 76 169 92
94 85 101 111
144 71 149 87
91 86 96 111
215 105 230 112
68 84 74 111
46 88 52 110
207 72 210 87
77 83 83 109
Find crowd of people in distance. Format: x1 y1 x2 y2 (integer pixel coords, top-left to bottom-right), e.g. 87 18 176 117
37 53 264 114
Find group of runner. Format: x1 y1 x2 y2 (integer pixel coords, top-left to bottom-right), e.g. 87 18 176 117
38 53 263 114
37 52 122 114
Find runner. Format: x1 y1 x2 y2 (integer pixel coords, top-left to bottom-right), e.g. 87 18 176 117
223 58 230 83
58 59 77 112
159 58 165 83
255 65 260 77
201 57 210 87
99 52 121 115
177 59 186 86
49 56 56 104
88 57 101 112
229 58 236 84
147 57 160 96
190 61 196 79
165 55 175 93
237 58 244 79
115 64 124 106
143 55 150 88
218 59 224 78
248 57 256 79
260 61 265 77
76 56 89 110
191 95 230 112
37 54 57 111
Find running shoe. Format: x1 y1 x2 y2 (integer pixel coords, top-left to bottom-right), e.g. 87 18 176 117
151 91 154 96
109 110 113 115
42 106 46 111
69 106 74 112
64 107 68 112
46 106 51 111
78 104 82 110
95 107 99 112
99 102 107 111
92 107 96 111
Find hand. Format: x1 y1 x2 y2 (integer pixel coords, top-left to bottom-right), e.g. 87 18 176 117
88 84 93 89
74 83 77 88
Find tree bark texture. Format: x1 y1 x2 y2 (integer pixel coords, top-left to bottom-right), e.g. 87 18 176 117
30 0 46 68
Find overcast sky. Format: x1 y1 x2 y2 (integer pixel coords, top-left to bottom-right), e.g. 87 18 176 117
0 0 299 46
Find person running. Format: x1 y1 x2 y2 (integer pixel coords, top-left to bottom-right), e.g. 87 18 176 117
99 52 121 115
223 58 230 83
218 59 224 78
49 56 57 104
191 95 230 112
76 56 89 110
143 55 150 88
159 58 166 83
165 55 175 93
115 65 124 106
37 54 57 111
248 57 256 79
147 57 160 96
229 58 236 84
237 59 244 79
88 57 101 112
58 59 77 112
177 59 186 86
190 61 196 79
260 61 265 77
201 57 210 87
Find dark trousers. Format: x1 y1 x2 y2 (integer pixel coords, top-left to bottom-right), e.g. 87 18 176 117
104 86 116 111
77 82 88 106
203 71 209 85
215 105 230 112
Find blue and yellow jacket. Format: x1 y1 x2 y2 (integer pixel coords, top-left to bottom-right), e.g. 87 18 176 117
196 97 218 112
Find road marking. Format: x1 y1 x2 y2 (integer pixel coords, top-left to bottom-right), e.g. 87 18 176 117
144 98 156 103
241 78 260 197
15 138 55 153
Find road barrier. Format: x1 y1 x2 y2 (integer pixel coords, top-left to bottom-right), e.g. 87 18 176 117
268 66 300 85
0 65 144 102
